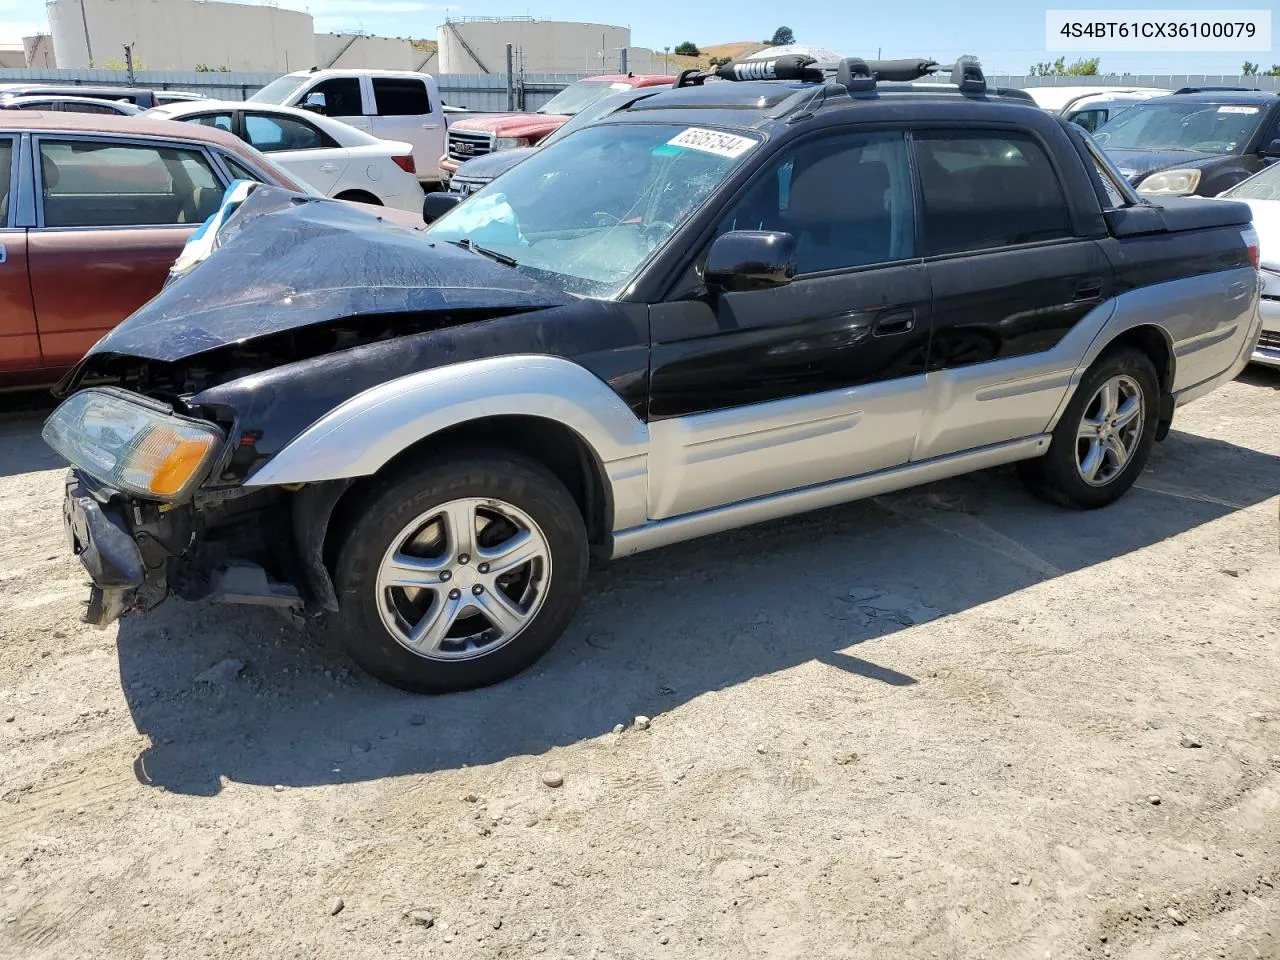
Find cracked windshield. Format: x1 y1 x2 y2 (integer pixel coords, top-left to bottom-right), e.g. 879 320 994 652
426 123 760 297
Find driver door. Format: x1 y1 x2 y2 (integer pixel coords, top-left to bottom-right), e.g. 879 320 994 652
645 129 932 520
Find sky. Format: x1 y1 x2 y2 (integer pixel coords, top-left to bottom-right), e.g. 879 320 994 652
0 0 1274 75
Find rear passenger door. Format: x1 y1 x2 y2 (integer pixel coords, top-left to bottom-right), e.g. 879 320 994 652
0 134 40 373
646 129 931 519
368 76 440 176
29 136 228 366
241 111 347 195
911 128 1113 461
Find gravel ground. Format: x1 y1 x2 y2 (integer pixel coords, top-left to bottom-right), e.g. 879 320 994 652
1 370 1278 960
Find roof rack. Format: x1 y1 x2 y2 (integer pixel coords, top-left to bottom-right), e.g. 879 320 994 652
1171 85 1258 94
675 54 990 97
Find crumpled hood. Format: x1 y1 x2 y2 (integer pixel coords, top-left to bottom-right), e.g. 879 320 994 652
452 146 538 183
1104 147 1222 182
79 186 569 364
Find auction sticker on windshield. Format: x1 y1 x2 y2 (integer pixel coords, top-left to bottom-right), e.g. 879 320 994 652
667 128 756 159
1218 105 1259 114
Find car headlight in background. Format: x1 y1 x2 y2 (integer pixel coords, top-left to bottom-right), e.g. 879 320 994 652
1136 168 1202 197
43 389 224 501
493 137 531 151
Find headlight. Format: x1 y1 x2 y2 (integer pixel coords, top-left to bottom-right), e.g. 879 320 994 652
1136 168 1202 197
43 388 224 501
493 137 530 150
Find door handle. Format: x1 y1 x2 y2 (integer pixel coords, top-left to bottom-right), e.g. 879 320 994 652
1073 277 1105 301
0 243 6 265
872 309 915 337
319 162 339 173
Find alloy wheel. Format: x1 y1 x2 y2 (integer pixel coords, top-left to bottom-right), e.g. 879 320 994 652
375 497 552 660
1075 374 1144 487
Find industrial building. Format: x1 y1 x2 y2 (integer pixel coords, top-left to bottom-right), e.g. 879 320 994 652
47 0 315 71
436 18 668 76
25 3 674 77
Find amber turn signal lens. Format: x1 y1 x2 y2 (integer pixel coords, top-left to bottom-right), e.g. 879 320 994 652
149 438 216 497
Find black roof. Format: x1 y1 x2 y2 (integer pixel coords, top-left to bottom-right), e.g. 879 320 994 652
1166 89 1277 104
617 79 1047 133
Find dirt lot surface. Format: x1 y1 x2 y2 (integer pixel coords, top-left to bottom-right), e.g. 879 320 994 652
1 372 1278 960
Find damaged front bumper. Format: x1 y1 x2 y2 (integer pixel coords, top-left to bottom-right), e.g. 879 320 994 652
63 473 150 625
62 469 308 628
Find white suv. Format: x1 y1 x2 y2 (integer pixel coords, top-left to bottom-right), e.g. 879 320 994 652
249 69 447 187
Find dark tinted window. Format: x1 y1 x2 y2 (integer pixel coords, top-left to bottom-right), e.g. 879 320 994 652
220 154 265 183
65 102 124 115
309 77 362 117
717 131 915 273
39 140 224 227
372 77 430 116
186 112 233 132
0 138 12 223
914 131 1073 255
244 113 331 152
1069 108 1106 133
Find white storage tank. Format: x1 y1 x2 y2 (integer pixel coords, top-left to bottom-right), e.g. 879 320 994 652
48 0 316 72
437 18 630 75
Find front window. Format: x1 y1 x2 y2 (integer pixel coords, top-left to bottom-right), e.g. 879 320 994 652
1222 163 1280 201
537 80 631 116
426 123 761 298
248 74 309 105
1093 101 1265 155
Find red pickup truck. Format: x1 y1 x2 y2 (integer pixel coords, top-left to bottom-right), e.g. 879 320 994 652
438 73 673 182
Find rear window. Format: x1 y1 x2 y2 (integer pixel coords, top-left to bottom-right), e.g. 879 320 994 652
914 130 1074 255
372 77 430 116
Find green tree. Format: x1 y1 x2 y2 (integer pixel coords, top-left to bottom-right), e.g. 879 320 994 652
1029 56 1100 76
767 26 795 46
674 41 700 57
1265 64 1280 76
1242 61 1259 75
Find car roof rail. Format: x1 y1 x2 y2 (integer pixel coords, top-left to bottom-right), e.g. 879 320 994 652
675 53 990 98
1171 85 1258 94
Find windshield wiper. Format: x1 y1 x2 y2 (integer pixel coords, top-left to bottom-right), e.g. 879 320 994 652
449 238 519 268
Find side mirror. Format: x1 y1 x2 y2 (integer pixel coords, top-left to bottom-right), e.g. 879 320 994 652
703 230 797 292
301 91 326 114
422 191 463 224
1263 138 1280 158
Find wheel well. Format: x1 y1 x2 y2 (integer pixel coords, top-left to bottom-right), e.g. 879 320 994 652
321 415 612 574
334 189 382 205
1105 324 1175 438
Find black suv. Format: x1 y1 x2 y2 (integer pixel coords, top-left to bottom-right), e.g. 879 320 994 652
1094 88 1280 197
45 56 1260 693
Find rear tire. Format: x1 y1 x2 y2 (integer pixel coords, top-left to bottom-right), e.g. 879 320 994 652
332 450 588 693
1019 346 1159 509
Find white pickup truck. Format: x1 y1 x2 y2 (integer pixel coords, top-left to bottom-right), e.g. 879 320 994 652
248 68 450 187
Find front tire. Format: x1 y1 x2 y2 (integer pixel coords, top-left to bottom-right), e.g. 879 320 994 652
332 450 588 693
1019 346 1159 509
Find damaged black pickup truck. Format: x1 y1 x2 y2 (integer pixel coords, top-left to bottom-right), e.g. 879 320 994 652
45 55 1263 693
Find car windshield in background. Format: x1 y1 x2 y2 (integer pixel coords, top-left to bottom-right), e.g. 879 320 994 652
426 123 760 298
540 87 664 148
247 74 308 105
1222 162 1280 201
536 80 631 116
1093 100 1264 155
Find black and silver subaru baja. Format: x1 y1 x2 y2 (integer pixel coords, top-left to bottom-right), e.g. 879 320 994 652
44 56 1262 692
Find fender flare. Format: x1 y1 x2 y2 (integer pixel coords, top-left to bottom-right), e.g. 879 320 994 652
244 354 650 488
